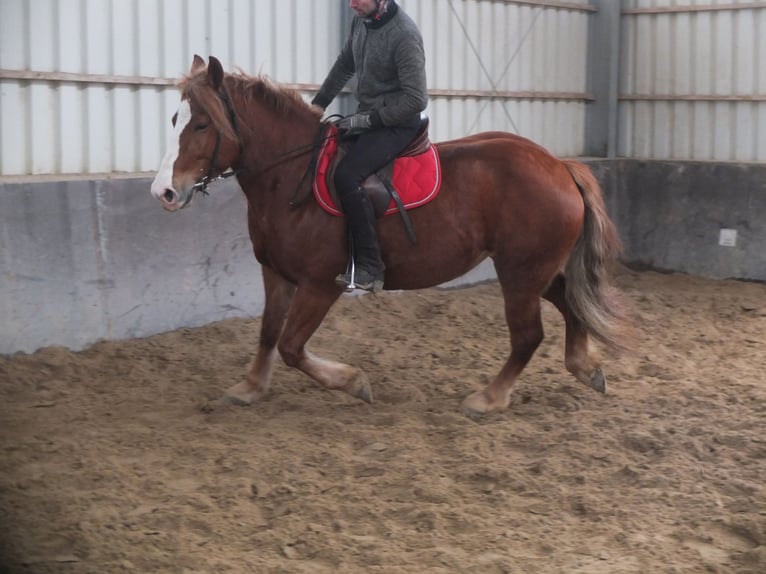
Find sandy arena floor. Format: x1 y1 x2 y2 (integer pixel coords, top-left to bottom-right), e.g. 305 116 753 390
1 267 764 573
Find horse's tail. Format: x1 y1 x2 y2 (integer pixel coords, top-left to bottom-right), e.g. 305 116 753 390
562 159 630 353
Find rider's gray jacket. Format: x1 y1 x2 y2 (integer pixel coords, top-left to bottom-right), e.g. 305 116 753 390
311 1 428 129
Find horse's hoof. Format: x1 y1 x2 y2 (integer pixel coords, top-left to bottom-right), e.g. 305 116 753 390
219 393 252 407
460 403 485 421
355 382 374 404
461 391 494 419
220 382 266 406
589 368 607 394
461 389 510 418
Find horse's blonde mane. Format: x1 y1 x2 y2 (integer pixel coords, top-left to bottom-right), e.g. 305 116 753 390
178 68 321 141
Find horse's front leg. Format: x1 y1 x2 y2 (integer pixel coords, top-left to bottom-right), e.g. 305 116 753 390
222 266 295 405
278 285 373 403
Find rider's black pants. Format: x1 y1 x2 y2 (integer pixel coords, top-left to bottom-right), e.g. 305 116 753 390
334 125 420 273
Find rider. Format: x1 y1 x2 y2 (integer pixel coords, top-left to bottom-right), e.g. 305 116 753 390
311 0 428 292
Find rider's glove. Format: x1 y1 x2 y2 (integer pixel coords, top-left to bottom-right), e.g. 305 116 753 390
310 95 326 110
336 113 372 135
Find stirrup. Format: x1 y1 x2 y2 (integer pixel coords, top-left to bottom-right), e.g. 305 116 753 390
335 269 384 293
335 255 385 292
337 231 384 292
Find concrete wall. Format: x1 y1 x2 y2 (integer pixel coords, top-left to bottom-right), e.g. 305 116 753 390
1 177 264 355
3 161 764 355
590 159 766 282
0 177 497 355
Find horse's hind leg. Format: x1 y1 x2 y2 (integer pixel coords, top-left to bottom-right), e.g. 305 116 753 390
462 287 545 416
543 274 606 393
223 266 295 406
277 286 373 403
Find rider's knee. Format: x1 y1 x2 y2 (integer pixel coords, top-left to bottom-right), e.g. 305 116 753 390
333 164 363 197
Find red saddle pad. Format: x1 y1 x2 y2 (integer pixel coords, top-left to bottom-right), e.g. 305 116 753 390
313 126 442 217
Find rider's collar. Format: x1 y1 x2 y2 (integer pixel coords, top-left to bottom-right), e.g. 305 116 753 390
364 0 398 29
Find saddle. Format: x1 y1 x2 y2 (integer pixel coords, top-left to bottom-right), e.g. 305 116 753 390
313 116 442 243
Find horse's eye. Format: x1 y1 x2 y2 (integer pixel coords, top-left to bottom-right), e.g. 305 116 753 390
194 123 209 132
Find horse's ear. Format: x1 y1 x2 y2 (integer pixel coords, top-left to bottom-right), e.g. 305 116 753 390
207 56 224 90
191 54 205 74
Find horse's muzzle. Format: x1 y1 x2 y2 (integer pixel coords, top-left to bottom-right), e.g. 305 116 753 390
157 188 181 212
156 187 193 212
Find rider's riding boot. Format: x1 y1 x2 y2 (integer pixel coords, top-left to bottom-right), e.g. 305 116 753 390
336 190 385 292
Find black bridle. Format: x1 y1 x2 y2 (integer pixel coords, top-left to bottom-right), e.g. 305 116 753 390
191 90 244 196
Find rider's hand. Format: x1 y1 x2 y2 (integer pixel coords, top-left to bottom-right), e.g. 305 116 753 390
336 113 372 135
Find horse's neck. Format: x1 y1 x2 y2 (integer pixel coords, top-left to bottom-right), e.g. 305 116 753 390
235 98 320 211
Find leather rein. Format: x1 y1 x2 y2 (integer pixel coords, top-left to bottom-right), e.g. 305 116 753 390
191 89 335 206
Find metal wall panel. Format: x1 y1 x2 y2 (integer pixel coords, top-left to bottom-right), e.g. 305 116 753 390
0 0 342 176
619 0 766 161
22 2 760 170
1 0 593 176
402 0 592 154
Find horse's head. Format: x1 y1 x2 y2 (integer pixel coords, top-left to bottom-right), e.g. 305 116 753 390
151 55 241 211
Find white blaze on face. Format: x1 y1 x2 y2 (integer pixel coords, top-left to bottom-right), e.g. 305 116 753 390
151 99 193 200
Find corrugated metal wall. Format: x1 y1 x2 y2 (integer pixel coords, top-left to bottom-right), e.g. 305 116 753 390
619 0 766 161
0 0 342 176
8 1 763 174
0 0 593 177
401 0 592 153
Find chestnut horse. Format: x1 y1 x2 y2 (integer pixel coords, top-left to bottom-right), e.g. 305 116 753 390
150 56 628 416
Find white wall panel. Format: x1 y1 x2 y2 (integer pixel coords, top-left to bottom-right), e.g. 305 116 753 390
0 0 343 176
401 0 591 154
620 1 766 161
85 88 111 173
84 1 109 74
1 0 593 176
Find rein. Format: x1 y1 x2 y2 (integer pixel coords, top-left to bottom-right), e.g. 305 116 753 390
288 122 334 208
192 94 339 207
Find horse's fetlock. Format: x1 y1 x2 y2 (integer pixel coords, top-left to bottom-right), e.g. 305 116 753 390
277 344 301 368
564 356 585 375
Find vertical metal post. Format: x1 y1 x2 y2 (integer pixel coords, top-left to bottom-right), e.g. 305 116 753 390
585 0 621 158
337 0 356 117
